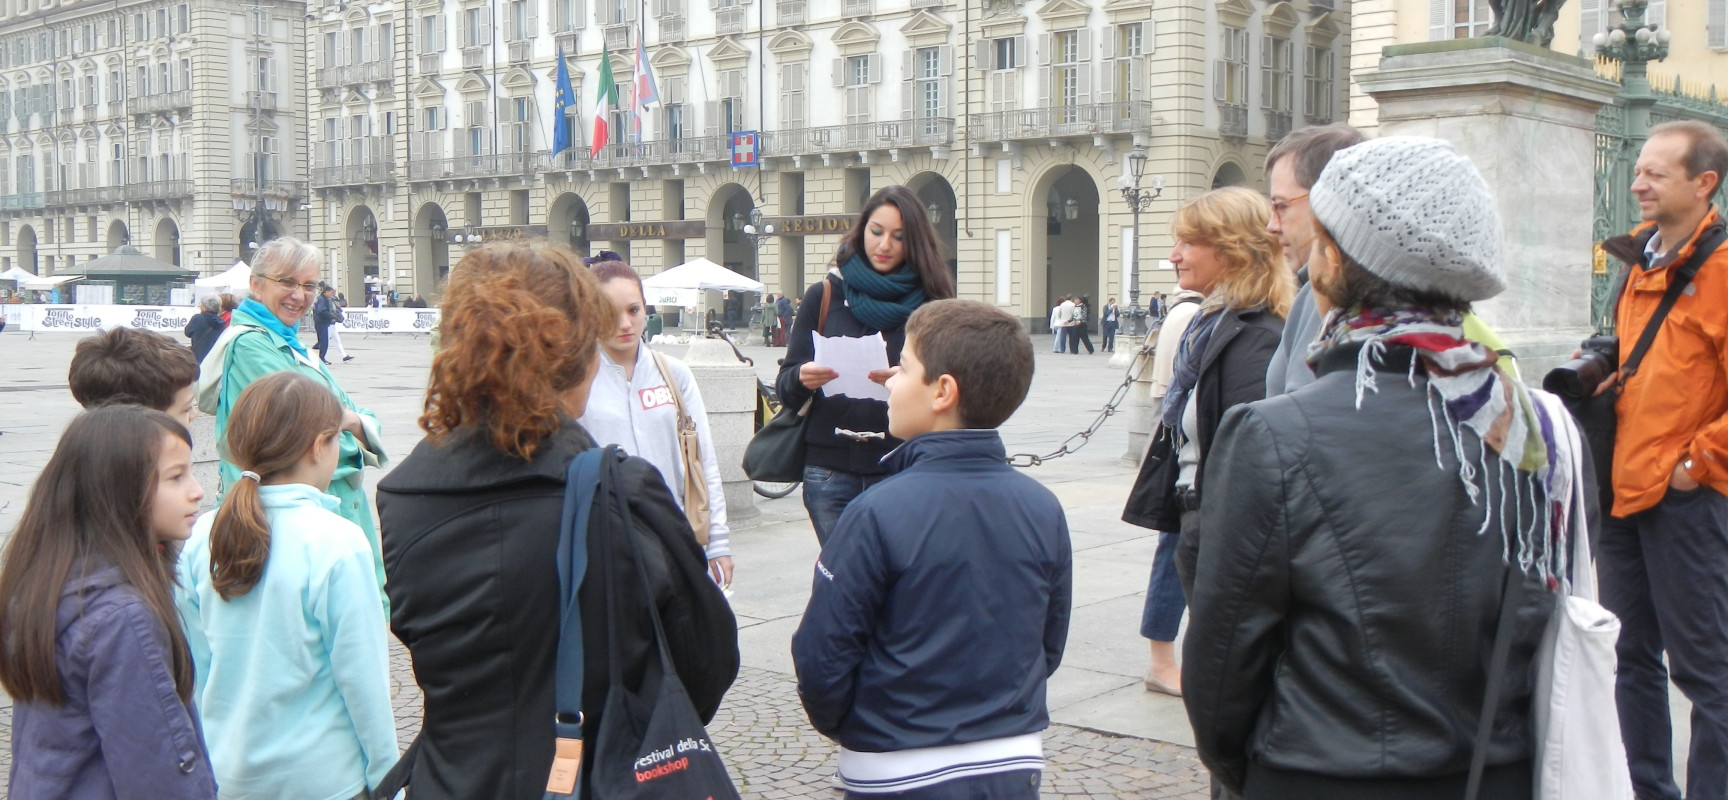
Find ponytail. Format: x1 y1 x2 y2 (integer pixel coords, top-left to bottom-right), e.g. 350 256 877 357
209 472 270 599
210 372 343 600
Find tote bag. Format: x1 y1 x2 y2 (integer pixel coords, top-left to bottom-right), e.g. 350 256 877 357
1531 392 1634 800
588 454 742 800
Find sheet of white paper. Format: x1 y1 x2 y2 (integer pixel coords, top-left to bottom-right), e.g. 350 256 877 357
814 333 891 401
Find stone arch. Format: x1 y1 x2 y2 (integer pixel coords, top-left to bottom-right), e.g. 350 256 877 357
343 204 379 299
1212 160 1248 188
906 170 959 285
18 223 37 274
413 201 450 297
548 192 590 256
105 219 128 251
706 182 758 280
153 217 180 266
1024 162 1107 328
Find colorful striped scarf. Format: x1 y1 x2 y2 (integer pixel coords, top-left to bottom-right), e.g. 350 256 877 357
1308 306 1575 583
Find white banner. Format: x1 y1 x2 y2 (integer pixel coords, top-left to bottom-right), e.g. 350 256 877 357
19 304 196 333
336 307 441 334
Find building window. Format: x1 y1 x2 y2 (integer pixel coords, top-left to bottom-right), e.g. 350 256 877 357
779 63 805 130
1214 25 1248 106
994 36 1019 70
1052 29 1082 122
665 103 684 139
1261 36 1291 113
463 7 488 48
1114 23 1146 104
1430 0 1492 39
505 97 531 152
841 55 877 130
1304 44 1335 123
508 0 531 40
421 14 446 51
915 46 942 132
555 0 582 32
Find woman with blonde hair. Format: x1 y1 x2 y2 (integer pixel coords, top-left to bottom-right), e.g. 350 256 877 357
375 243 738 799
1123 186 1292 698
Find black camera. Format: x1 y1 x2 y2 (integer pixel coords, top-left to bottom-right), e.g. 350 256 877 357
1543 335 1620 400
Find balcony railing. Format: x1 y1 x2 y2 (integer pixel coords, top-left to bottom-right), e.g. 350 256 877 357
659 16 686 42
603 24 629 51
716 7 746 34
419 52 442 75
462 47 485 71
968 101 1155 141
230 178 309 200
44 186 123 206
1219 103 1248 137
130 90 191 115
777 0 804 25
245 90 277 111
508 40 532 64
536 134 734 171
842 0 871 14
0 192 45 210
1265 110 1291 142
123 180 193 201
407 151 538 181
318 62 393 88
910 0 945 8
311 160 397 187
761 119 956 156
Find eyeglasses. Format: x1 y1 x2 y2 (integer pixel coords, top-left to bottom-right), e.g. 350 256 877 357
1270 193 1309 220
263 275 320 294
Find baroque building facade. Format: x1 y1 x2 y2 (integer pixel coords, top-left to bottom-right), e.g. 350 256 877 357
0 0 309 290
310 0 1348 324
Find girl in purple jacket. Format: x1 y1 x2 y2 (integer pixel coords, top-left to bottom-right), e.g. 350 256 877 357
0 406 218 800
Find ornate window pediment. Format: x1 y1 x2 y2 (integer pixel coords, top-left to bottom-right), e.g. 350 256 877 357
1217 0 1254 28
1263 1 1299 37
1103 0 1153 24
766 30 813 59
502 66 536 89
832 21 880 57
413 76 447 98
708 36 751 67
901 11 951 48
454 73 489 94
1307 11 1341 41
651 45 692 72
1036 0 1092 30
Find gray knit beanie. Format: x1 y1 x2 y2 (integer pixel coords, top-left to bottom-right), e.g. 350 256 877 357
1309 136 1506 302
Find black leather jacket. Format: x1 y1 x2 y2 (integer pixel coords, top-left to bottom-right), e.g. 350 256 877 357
1183 343 1583 795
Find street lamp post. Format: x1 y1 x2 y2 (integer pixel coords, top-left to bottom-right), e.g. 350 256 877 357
741 205 776 257
1118 145 1164 340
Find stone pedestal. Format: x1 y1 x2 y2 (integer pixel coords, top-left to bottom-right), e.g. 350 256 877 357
191 413 221 510
1112 335 1154 465
1359 38 1620 381
685 338 760 530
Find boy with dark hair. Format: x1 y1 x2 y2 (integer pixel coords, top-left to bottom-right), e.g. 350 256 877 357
68 326 199 424
792 299 1072 800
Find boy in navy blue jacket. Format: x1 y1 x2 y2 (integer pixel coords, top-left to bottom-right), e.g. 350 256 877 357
792 299 1072 799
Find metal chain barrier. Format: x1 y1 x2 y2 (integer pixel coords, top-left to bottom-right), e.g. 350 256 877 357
1006 339 1157 468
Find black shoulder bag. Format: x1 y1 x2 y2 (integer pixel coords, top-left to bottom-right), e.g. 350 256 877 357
1550 227 1725 513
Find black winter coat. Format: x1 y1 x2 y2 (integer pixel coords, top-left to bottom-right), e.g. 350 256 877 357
184 310 225 364
1184 343 1580 797
375 422 739 800
776 272 908 475
1122 305 1281 583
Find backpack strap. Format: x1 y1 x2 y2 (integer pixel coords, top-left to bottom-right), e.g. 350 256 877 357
818 276 833 335
545 446 608 795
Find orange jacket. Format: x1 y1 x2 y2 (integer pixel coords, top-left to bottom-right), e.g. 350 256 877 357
1609 208 1728 516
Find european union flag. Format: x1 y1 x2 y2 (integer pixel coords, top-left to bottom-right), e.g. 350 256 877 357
553 48 575 156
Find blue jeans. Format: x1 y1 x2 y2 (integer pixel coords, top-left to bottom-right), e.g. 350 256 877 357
1600 485 1728 800
1140 531 1187 642
844 770 1040 800
802 464 886 547
1052 327 1067 353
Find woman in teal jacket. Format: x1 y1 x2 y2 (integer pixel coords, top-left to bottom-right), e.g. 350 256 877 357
195 238 388 596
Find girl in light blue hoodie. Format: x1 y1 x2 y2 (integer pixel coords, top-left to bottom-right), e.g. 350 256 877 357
177 372 397 800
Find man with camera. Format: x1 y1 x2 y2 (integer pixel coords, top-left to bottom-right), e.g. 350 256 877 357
1590 120 1728 800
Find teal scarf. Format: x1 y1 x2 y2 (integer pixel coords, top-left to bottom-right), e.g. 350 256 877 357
236 298 308 357
838 252 926 331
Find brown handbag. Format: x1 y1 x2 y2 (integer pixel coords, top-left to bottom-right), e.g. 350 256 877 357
649 349 712 547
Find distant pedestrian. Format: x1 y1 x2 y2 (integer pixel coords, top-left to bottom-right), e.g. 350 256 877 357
776 292 794 346
0 406 217 800
1050 296 1073 353
185 295 227 365
1070 295 1095 354
313 286 338 365
177 371 398 800
794 299 1070 800
1101 297 1119 352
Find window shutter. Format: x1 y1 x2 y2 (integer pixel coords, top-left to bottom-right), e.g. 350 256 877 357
939 44 952 77
1429 0 1449 40
1077 60 1090 104
1038 33 1051 66
1099 53 1114 103
1077 28 1091 62
1213 60 1225 101
480 8 493 44
704 99 718 136
867 53 881 84
1580 0 1602 54
1038 65 1050 106
903 50 913 82
1711 0 1728 50
902 79 913 119
975 40 991 71
833 57 845 87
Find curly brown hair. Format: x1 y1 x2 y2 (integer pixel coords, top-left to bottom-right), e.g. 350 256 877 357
420 243 614 460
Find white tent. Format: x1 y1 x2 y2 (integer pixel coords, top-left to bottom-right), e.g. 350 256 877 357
192 261 252 294
641 258 765 294
0 266 35 283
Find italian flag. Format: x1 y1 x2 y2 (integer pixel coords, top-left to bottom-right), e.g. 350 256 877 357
590 46 616 157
